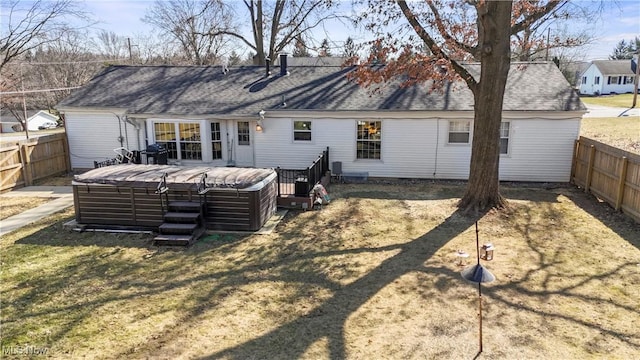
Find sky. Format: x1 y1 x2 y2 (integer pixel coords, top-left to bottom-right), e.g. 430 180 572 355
36 0 640 61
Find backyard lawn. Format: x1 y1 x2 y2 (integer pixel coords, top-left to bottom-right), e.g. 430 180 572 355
580 93 637 108
1 182 639 359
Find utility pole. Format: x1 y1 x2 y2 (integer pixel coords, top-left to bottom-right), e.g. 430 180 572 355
127 38 133 64
545 28 551 61
633 52 639 108
19 63 30 140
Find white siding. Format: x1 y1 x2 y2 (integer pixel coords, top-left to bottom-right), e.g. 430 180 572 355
255 115 580 182
579 64 603 95
499 118 580 182
65 111 139 169
434 119 472 179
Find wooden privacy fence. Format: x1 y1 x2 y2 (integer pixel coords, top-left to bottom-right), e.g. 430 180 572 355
572 136 640 223
0 133 71 192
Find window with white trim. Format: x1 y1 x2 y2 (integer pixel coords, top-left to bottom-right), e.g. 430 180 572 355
153 122 202 160
500 122 510 155
582 76 587 84
211 122 222 160
356 120 381 159
293 121 312 141
238 121 250 145
608 76 620 85
625 76 635 84
594 76 600 85
448 121 471 144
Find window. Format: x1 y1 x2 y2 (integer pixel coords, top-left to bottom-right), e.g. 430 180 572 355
154 122 202 160
178 123 201 160
154 122 178 160
238 121 250 145
356 120 381 159
581 76 587 85
448 121 471 143
211 122 222 160
594 76 600 85
293 121 312 141
625 76 635 84
608 76 619 85
500 122 510 154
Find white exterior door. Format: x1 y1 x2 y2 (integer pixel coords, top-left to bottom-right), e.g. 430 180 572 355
233 120 255 167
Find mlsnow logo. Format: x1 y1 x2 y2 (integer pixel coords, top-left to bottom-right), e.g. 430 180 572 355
2 345 49 356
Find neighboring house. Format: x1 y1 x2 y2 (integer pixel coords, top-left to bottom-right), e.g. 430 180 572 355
57 57 585 182
578 60 636 95
0 109 58 133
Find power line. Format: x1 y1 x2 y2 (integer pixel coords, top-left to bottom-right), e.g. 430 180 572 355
15 58 129 65
1 86 81 95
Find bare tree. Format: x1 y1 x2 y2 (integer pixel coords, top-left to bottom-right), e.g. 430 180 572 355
93 30 127 59
511 1 596 61
225 0 341 65
0 0 92 70
142 0 234 65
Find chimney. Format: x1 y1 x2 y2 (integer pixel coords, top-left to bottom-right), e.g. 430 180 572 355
279 53 288 76
265 57 271 77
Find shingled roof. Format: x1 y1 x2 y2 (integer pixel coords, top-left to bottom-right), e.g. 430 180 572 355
592 60 635 75
57 61 584 116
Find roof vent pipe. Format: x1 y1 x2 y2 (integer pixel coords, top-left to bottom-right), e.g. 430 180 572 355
265 57 271 77
279 53 288 76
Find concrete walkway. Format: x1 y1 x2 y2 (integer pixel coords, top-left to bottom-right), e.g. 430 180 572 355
583 104 640 118
0 186 73 237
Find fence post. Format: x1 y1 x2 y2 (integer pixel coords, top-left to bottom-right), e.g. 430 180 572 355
584 145 596 193
62 134 72 172
20 142 33 186
615 157 629 211
570 139 579 184
276 167 281 197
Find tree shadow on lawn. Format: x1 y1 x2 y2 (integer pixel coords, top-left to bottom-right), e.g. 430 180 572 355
560 185 640 250
483 195 640 356
193 208 484 359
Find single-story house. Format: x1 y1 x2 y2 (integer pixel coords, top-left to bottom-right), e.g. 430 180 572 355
0 109 58 133
57 57 585 182
578 59 637 95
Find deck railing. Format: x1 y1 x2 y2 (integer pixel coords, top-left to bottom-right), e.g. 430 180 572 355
277 147 330 197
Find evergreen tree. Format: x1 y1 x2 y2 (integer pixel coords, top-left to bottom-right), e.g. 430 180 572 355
610 39 634 60
318 38 332 57
342 37 358 58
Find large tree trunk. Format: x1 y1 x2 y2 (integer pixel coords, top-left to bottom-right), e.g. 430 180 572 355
458 0 513 212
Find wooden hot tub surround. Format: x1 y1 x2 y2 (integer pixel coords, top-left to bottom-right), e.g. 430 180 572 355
72 164 278 232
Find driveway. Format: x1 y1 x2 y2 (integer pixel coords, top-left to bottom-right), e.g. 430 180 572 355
583 103 640 118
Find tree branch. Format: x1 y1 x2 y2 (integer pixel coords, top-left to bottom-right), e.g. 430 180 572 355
396 1 477 91
511 0 563 35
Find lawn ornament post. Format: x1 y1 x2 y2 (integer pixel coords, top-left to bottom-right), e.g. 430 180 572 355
461 221 495 354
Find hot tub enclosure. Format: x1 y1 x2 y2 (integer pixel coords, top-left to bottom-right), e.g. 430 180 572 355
72 164 278 231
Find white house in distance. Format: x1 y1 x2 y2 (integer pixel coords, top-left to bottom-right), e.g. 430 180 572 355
579 60 636 95
0 110 58 133
57 58 586 182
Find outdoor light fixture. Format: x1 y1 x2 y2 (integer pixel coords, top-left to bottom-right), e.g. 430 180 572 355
461 221 496 355
256 110 265 132
481 243 495 261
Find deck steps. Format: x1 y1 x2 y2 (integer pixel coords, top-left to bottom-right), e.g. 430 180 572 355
153 200 205 246
163 212 201 222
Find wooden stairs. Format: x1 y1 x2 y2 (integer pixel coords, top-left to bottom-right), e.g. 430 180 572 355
153 201 206 246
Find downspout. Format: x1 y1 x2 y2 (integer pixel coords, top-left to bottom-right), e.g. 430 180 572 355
123 115 142 151
433 118 440 178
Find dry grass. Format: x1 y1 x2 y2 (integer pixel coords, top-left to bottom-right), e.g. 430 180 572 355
33 174 74 186
580 116 640 154
0 196 50 220
1 182 639 359
580 94 637 108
